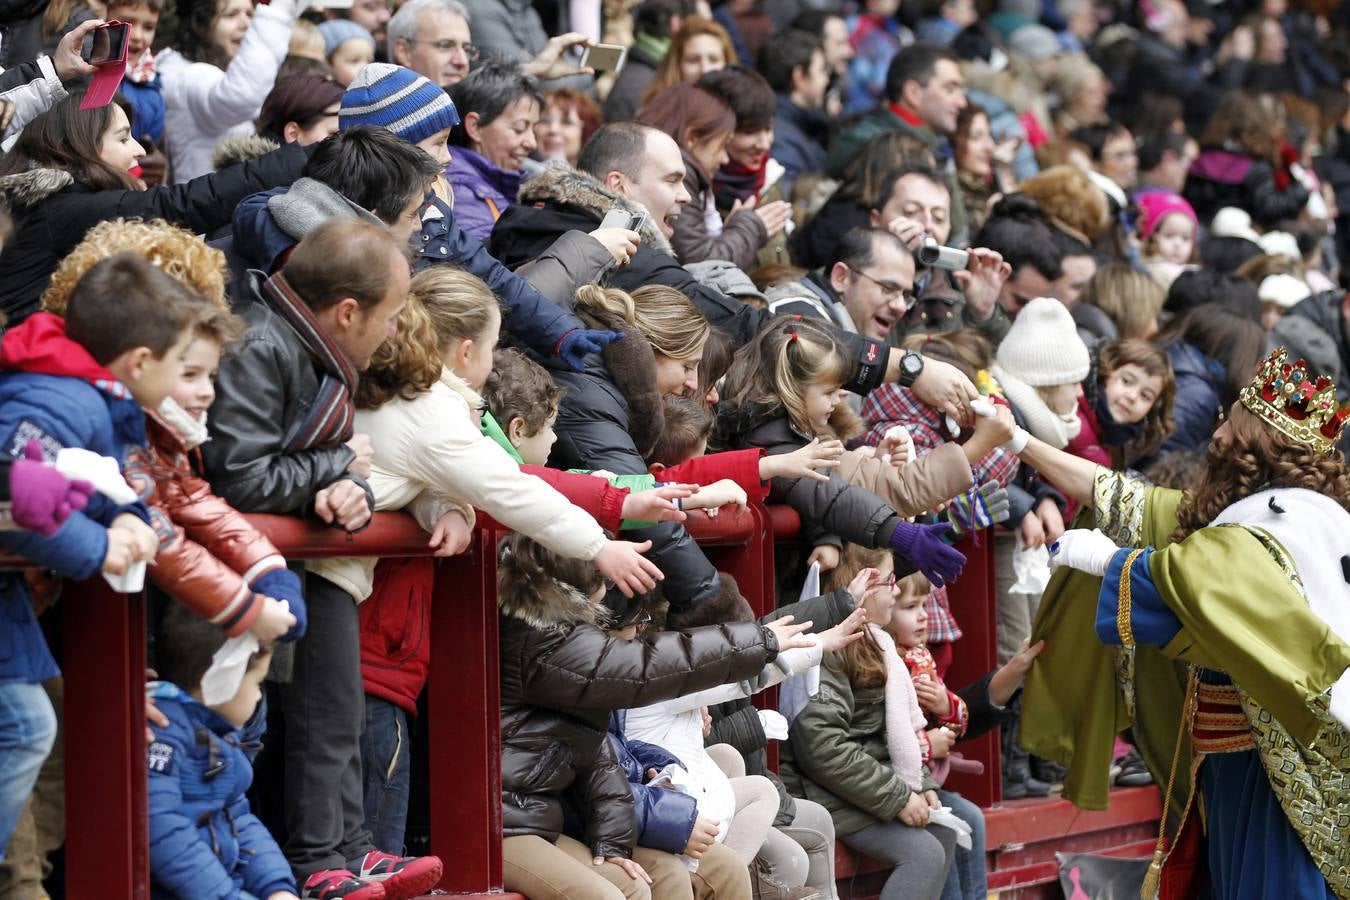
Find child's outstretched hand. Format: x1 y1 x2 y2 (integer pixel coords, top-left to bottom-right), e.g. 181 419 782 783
989 638 1045 706
760 438 843 483
594 540 662 597
766 614 815 651
913 674 951 717
685 479 747 516
250 596 297 644
623 484 693 523
817 606 868 653
845 566 880 604
807 543 841 572
428 510 473 557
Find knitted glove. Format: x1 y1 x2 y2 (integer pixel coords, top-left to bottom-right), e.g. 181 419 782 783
889 521 966 587
944 482 1011 539
1047 529 1120 577
556 328 623 371
10 439 94 536
252 569 307 641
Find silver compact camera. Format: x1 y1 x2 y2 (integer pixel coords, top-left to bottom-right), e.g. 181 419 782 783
917 236 969 271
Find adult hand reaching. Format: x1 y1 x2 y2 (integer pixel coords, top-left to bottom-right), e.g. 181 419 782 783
910 358 979 425
589 227 640 266
951 247 1010 322
524 33 595 79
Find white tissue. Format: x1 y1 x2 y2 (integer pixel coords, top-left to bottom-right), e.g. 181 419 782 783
103 561 146 593
55 448 138 504
758 709 789 741
928 806 973 849
201 633 261 707
1009 533 1052 595
879 425 916 466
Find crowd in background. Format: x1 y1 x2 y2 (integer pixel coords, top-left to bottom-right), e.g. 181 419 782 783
0 0 1348 897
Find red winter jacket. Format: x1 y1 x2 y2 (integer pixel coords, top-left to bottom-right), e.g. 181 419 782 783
655 448 769 503
359 467 632 713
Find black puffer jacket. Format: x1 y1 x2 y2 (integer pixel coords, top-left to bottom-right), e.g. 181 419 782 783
489 166 891 397
498 573 779 855
0 142 308 321
1182 147 1308 231
712 402 904 552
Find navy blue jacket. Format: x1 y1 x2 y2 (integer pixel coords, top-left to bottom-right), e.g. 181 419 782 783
228 188 585 361
1159 341 1226 454
0 315 150 683
120 74 165 145
771 94 829 199
609 710 698 855
147 683 294 899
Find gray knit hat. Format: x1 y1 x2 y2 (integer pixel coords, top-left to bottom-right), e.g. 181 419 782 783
340 63 461 146
995 297 1089 386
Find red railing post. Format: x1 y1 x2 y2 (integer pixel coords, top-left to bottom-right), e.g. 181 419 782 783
426 525 509 896
941 533 1001 807
62 579 148 900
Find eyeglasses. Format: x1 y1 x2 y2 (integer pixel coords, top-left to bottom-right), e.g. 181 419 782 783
409 38 479 59
852 269 915 305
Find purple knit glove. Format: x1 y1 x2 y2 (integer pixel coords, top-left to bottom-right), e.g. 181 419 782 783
889 521 966 587
10 440 95 537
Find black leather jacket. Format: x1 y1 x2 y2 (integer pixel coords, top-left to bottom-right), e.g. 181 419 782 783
201 275 368 516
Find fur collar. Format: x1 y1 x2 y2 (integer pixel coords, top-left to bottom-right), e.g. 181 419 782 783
0 167 74 211
516 166 676 257
211 134 280 172
578 307 665 461
498 574 609 631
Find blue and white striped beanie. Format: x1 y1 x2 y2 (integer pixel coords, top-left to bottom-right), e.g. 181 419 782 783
339 63 460 146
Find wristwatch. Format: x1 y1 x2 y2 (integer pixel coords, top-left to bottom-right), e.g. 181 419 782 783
898 350 925 388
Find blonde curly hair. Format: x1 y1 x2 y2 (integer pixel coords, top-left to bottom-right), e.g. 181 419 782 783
41 218 229 317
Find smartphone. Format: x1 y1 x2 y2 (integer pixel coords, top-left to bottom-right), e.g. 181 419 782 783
82 21 130 65
599 209 632 230
581 43 627 73
627 211 649 234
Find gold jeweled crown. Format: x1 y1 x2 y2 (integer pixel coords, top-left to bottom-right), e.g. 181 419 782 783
1239 347 1350 455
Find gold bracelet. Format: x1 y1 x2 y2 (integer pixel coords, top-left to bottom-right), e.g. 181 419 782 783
1117 549 1145 646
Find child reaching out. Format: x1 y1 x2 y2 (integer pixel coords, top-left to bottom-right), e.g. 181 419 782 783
713 318 1007 587
147 604 298 899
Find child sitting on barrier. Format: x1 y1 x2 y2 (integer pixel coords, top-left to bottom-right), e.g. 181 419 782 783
0 254 192 858
494 531 822 900
147 602 297 899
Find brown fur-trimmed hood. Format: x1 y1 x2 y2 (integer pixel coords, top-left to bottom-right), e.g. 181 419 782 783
517 166 676 258
212 134 280 172
0 167 73 212
498 550 611 631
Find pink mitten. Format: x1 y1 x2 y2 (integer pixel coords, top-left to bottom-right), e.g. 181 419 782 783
9 439 95 536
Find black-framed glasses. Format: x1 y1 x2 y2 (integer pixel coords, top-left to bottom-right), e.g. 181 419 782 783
409 38 479 59
852 268 915 305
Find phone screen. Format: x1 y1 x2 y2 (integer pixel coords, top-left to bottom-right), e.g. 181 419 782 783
582 43 627 73
84 23 129 65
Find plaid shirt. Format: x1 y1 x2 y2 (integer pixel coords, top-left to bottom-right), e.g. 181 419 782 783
857 384 1020 488
924 585 963 644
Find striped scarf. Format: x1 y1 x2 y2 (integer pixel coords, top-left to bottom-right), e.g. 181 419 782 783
259 273 358 453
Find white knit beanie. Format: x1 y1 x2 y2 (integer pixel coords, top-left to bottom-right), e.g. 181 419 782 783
995 297 1089 386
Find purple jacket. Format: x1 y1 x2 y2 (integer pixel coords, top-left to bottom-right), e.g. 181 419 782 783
446 147 524 241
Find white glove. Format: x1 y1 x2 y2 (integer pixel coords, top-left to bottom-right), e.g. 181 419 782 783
1047 528 1120 577
758 708 789 741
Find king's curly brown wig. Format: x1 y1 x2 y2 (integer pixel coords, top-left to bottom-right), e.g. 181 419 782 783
1171 403 1350 543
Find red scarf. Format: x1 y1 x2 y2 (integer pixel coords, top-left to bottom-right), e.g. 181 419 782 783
887 102 926 129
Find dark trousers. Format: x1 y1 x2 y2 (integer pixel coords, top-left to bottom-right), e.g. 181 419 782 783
279 574 375 878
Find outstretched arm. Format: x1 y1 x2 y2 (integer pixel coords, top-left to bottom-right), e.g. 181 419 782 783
1015 435 1101 508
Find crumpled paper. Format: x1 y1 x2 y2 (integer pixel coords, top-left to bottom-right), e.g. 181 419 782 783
201 633 261 706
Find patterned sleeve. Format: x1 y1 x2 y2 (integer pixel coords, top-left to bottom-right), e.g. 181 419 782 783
1092 468 1151 548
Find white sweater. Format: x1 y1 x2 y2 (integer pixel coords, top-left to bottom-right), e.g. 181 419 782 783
308 368 609 602
622 640 821 837
156 0 296 182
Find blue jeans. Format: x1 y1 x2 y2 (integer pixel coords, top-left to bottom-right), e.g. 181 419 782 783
938 790 987 900
359 695 410 855
0 683 56 860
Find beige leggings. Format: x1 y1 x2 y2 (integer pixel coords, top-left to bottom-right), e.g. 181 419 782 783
705 743 779 866
503 833 752 900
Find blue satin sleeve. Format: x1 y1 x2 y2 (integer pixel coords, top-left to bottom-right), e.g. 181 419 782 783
1094 547 1182 646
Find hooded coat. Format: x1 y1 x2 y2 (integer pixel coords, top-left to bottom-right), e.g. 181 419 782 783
496 571 779 855
0 142 308 321
1158 341 1227 454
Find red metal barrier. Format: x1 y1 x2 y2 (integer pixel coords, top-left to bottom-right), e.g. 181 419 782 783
36 505 1152 899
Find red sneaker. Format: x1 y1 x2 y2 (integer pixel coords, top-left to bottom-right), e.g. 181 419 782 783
300 869 386 899
349 851 444 900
